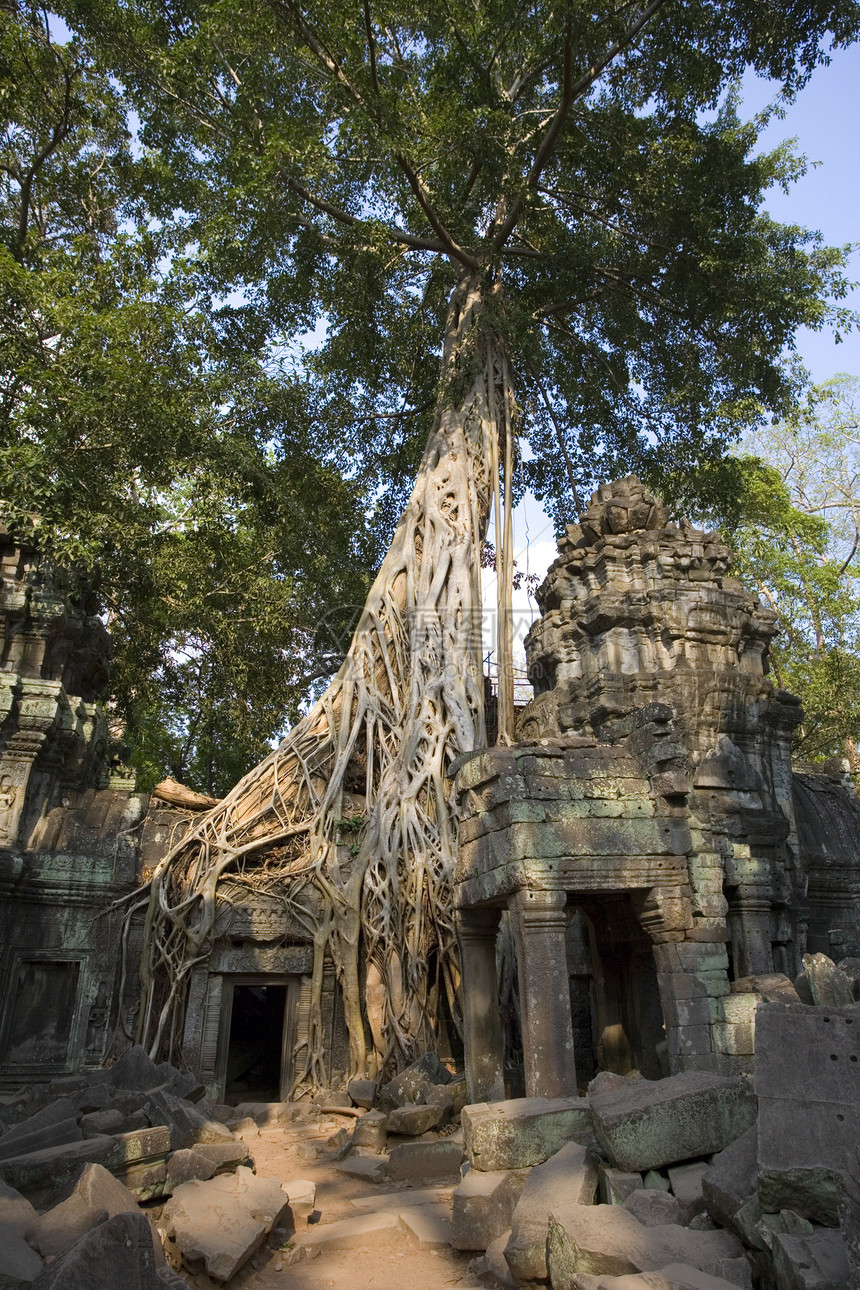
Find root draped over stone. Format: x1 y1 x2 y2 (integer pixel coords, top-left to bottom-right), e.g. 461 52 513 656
125 273 518 1085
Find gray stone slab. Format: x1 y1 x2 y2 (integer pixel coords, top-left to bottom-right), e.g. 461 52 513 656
590 1073 757 1173
347 1078 378 1109
291 1210 407 1252
387 1103 445 1136
701 1127 757 1234
0 1179 37 1240
624 1190 684 1228
546 1206 743 1287
505 1142 601 1283
351 1110 388 1152
0 1101 79 1157
463 1097 592 1171
31 1211 165 1289
568 1266 751 1289
142 1091 233 1151
599 1165 644 1205
161 1165 289 1282
0 1128 171 1202
452 1168 527 1250
0 1119 83 1164
387 1137 463 1181
0 1235 43 1285
755 1003 860 1224
771 1228 851 1290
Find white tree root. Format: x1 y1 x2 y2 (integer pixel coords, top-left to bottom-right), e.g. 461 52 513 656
123 273 516 1085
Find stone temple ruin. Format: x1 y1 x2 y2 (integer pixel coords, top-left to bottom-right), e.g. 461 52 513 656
454 476 860 1104
1 479 860 1102
0 480 859 1289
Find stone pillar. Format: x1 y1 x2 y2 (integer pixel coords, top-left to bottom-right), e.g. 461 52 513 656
508 888 578 1097
455 908 505 1105
731 893 774 977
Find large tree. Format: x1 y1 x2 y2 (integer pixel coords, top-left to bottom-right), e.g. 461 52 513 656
1 2 378 794
716 375 860 771
58 0 860 1077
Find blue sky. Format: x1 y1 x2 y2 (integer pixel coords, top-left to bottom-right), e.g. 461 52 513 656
742 43 860 381
487 44 860 657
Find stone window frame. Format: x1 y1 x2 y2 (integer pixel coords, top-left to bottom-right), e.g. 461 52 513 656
0 948 90 1077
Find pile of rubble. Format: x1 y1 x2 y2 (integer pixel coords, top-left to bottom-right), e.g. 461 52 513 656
454 999 857 1290
1 981 857 1289
0 1046 313 1287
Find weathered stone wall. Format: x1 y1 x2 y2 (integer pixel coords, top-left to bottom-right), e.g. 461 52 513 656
455 477 860 1098
0 529 148 1089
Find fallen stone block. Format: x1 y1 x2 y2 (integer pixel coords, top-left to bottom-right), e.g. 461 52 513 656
545 1205 743 1286
160 1165 289 1282
347 1078 377 1109
668 1161 709 1222
28 1161 141 1259
387 1136 463 1181
58 1162 142 1218
30 1194 108 1259
0 1118 83 1163
771 1227 851 1290
352 1109 388 1152
164 1148 217 1191
0 1100 80 1159
568 1265 753 1289
142 1091 233 1151
701 1127 757 1235
505 1143 600 1284
463 1098 592 1171
600 1165 644 1205
800 954 855 1008
730 974 800 1004
0 1235 43 1285
227 1116 259 1140
645 1170 671 1192
283 1178 316 1222
336 1151 389 1183
0 1178 38 1239
387 1103 445 1136
31 1210 166 1290
189 1140 250 1173
707 1256 753 1289
0 1127 170 1202
377 1055 451 1111
470 1231 517 1288
80 1108 126 1138
397 1205 452 1249
625 1190 684 1228
452 1168 527 1250
756 1002 859 1223
291 1210 408 1252
590 1073 757 1173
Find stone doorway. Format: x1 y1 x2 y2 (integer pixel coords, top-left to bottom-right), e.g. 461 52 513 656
218 976 300 1104
567 898 665 1081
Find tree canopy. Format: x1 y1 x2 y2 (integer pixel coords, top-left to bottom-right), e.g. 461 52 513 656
716 376 860 769
51 0 859 530
1 2 379 793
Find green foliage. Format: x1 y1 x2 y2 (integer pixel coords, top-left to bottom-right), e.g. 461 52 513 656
5 0 860 789
53 0 859 529
714 376 860 762
1 2 376 794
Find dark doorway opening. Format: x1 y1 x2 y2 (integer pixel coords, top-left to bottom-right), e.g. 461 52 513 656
225 984 286 1103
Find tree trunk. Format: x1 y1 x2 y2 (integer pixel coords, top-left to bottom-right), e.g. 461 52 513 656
130 271 515 1080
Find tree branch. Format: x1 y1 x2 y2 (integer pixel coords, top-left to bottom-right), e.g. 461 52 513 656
491 0 670 251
